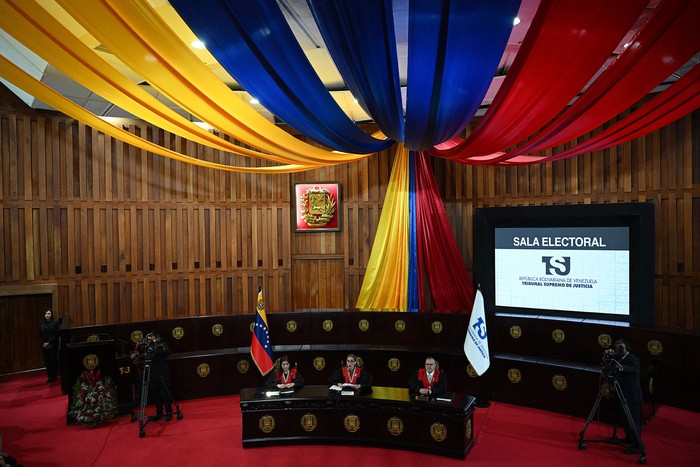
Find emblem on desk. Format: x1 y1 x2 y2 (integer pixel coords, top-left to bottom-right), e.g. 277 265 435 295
82 354 99 370
466 364 477 378
551 329 565 343
344 414 360 432
286 320 297 332
394 320 406 332
647 339 663 356
86 334 100 342
358 319 369 332
259 415 276 433
131 330 143 343
237 359 250 374
507 368 522 383
430 422 447 442
322 319 333 332
313 357 326 370
300 413 317 432
598 333 612 348
197 363 210 378
172 327 184 340
431 321 443 334
466 419 472 439
509 326 522 339
211 324 223 336
552 374 567 391
388 358 401 372
387 417 403 436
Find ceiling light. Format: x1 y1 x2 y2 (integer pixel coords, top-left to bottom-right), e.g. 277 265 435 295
191 40 206 49
513 17 521 26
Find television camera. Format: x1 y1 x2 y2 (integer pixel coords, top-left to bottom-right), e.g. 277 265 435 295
601 348 622 378
135 333 166 362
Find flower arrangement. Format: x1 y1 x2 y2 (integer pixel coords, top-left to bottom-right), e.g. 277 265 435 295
69 369 118 428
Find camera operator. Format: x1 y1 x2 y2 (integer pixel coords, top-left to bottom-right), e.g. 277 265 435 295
609 338 643 455
134 333 174 422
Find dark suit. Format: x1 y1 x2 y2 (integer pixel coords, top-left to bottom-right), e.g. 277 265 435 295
38 317 60 382
616 352 643 446
147 340 173 415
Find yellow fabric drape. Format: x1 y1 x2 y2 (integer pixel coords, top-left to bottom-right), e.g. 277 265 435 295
53 0 378 165
355 144 410 311
0 54 316 173
0 0 317 167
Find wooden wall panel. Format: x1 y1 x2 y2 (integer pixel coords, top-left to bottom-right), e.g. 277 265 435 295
0 88 698 331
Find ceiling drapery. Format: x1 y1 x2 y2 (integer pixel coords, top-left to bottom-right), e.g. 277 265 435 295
431 0 700 164
169 0 391 154
429 0 652 162
0 0 696 171
306 0 404 142
403 0 519 151
0 0 319 169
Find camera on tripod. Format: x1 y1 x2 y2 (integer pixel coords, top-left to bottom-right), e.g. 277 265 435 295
601 348 621 377
135 333 165 362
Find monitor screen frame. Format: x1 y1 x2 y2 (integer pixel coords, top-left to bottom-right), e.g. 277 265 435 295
473 202 655 326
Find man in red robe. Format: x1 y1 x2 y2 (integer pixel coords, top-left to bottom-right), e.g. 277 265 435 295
409 356 447 397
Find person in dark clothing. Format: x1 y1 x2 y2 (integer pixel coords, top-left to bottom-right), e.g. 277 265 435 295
136 333 174 422
408 356 447 397
38 309 60 383
611 338 643 454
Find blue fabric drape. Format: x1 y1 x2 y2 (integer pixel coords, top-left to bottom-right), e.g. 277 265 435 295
169 0 391 154
407 152 420 312
307 0 404 142
404 0 520 150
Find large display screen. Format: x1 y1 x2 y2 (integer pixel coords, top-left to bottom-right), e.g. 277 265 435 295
474 203 654 325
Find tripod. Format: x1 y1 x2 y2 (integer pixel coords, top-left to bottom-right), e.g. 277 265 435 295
133 358 183 438
578 372 646 464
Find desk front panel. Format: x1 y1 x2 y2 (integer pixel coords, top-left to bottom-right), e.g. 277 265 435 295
240 386 475 459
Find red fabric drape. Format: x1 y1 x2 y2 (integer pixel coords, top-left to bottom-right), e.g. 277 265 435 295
414 152 474 312
502 0 700 159
542 65 700 162
429 0 649 162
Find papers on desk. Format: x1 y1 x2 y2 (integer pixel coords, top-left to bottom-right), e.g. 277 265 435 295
329 384 355 395
435 392 455 403
265 389 295 397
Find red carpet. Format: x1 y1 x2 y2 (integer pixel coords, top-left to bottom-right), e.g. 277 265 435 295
2 371 699 466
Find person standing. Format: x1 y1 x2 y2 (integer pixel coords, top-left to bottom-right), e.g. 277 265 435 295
143 333 174 421
612 338 643 454
38 309 60 383
409 356 447 397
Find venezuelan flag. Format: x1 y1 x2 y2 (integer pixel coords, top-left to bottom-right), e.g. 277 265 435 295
250 288 275 375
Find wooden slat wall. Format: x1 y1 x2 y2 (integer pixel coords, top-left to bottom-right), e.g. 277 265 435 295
0 88 698 330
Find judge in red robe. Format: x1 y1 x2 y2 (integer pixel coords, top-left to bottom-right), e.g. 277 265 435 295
329 353 372 390
266 355 304 389
409 357 447 397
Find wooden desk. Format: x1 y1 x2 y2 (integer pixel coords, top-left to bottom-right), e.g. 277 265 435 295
240 385 476 459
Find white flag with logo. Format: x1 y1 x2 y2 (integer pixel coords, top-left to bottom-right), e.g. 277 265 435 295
464 289 490 376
